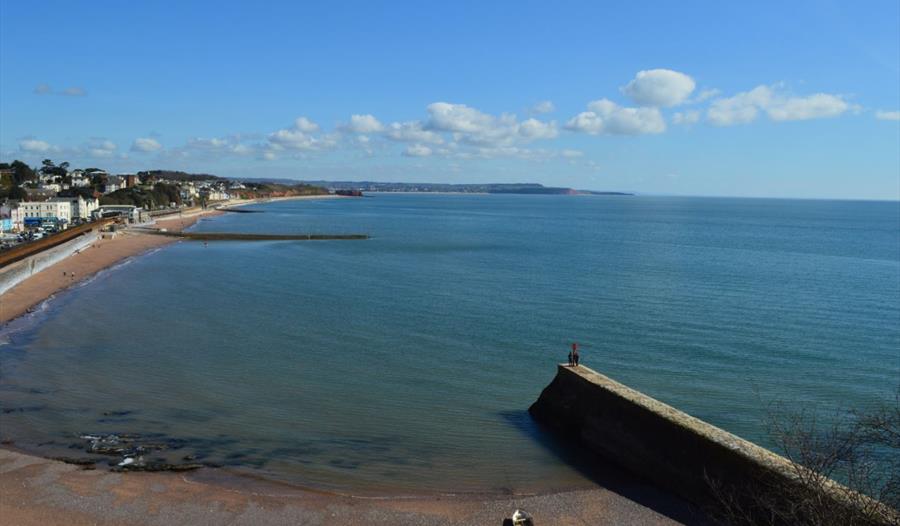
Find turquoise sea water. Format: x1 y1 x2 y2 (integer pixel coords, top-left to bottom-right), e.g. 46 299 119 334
1 195 898 494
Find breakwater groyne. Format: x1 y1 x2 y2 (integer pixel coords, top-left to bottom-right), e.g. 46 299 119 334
219 208 264 214
152 232 368 241
529 365 897 525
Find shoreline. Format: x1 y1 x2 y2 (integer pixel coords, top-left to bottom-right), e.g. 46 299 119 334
0 210 209 325
221 193 347 209
0 447 688 525
0 195 343 326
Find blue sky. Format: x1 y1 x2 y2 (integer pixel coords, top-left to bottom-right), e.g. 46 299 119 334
1 0 898 199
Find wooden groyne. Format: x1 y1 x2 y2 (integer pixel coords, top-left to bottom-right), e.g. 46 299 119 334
153 232 368 241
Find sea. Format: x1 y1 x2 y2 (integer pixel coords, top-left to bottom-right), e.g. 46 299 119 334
1 194 898 495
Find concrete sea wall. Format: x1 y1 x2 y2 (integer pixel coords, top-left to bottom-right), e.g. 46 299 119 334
0 231 99 296
529 365 896 525
0 220 111 269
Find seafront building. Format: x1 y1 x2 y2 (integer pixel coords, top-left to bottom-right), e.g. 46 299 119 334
49 196 100 220
93 204 142 223
2 196 100 232
17 200 74 225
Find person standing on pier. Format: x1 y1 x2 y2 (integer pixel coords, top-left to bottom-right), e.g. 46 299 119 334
568 345 574 366
572 343 580 367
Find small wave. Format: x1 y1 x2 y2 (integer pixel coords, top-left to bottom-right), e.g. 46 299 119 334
0 245 169 341
0 293 57 345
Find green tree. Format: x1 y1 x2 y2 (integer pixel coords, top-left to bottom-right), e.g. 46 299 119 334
91 173 108 190
39 159 67 177
8 186 27 200
4 160 37 185
0 185 28 200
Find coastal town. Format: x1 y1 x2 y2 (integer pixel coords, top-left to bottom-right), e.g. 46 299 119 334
0 159 332 250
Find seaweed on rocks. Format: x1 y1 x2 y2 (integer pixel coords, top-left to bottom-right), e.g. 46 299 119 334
75 432 212 473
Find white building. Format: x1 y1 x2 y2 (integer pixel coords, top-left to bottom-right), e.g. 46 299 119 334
180 183 199 201
104 176 125 194
71 174 92 187
204 190 231 201
18 200 73 225
93 205 141 223
9 206 25 232
50 196 99 220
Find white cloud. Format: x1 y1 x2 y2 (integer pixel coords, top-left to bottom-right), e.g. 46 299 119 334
565 99 666 135
230 144 253 155
692 88 720 103
531 100 555 114
622 69 696 107
875 110 900 121
267 117 335 152
426 102 497 133
33 84 87 97
707 86 771 125
385 121 445 144
292 117 320 133
465 146 552 160
61 87 87 97
86 138 117 157
766 93 849 121
561 149 583 158
187 137 230 149
707 85 852 126
672 110 700 125
345 114 384 133
18 138 53 152
518 118 559 140
424 102 558 148
403 144 432 157
131 137 162 152
160 135 267 160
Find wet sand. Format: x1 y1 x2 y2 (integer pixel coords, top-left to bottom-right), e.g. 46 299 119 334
0 449 690 525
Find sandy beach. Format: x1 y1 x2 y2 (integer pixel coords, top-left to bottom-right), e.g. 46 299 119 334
0 448 693 526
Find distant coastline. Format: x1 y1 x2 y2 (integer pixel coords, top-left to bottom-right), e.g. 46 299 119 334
296 180 634 196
